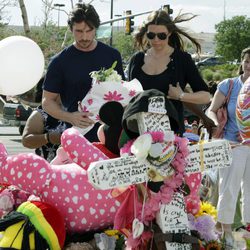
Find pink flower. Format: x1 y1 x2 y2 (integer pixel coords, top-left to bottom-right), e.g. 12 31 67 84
103 91 124 101
120 139 135 155
149 131 165 142
82 106 89 112
78 102 89 112
161 192 173 204
87 99 93 105
129 90 136 97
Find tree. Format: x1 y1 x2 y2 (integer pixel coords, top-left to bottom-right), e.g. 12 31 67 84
41 0 54 29
112 31 136 63
17 0 30 36
0 0 17 25
215 16 250 62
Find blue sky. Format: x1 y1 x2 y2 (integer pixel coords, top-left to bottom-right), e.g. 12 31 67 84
6 0 250 33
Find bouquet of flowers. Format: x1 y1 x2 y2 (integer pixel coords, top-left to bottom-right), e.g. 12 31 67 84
89 61 122 82
76 61 143 135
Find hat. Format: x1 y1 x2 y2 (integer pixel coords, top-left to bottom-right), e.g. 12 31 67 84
0 201 66 250
122 89 181 139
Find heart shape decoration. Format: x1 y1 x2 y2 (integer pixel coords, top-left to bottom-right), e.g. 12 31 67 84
132 218 144 239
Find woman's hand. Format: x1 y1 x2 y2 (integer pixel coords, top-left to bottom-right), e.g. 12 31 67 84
201 116 216 135
167 83 183 100
168 83 210 104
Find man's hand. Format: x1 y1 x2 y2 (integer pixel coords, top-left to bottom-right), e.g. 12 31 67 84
69 111 95 128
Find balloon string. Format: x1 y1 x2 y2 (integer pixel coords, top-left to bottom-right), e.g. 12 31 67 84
141 177 148 221
134 185 137 219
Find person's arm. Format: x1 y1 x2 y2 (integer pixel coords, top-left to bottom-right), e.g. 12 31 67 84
168 83 210 104
207 89 226 126
22 111 61 149
127 52 143 81
168 52 210 104
42 90 94 128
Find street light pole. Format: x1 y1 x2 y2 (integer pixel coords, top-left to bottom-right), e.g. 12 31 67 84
54 3 65 28
109 0 113 46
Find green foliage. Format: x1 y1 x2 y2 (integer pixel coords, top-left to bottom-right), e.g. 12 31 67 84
112 31 136 63
29 26 71 67
201 69 214 82
89 61 122 82
0 25 22 40
215 16 250 61
1 22 136 70
199 64 239 83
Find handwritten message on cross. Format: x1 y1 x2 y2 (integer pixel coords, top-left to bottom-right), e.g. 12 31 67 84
88 97 232 250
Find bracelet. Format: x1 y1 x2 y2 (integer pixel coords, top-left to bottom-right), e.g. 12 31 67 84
178 92 185 100
45 133 51 144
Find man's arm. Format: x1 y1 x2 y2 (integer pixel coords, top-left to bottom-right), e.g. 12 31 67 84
42 90 94 128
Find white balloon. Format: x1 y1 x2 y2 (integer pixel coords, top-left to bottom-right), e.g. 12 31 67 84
0 36 45 96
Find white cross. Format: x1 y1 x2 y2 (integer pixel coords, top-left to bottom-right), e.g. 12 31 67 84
87 98 232 250
88 111 231 190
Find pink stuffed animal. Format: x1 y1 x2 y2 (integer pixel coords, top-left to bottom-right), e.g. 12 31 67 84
0 128 120 233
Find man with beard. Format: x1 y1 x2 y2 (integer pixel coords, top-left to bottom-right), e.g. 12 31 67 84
42 3 125 142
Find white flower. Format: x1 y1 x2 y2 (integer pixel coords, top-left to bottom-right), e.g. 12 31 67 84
131 134 152 161
89 61 122 82
105 71 122 82
149 143 163 158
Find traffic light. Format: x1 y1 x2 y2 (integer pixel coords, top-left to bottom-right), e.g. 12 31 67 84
163 4 173 15
125 10 134 35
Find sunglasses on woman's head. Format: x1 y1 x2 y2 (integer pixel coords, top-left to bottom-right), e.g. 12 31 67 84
146 32 169 40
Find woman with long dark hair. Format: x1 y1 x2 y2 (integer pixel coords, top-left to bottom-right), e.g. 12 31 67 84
128 9 211 134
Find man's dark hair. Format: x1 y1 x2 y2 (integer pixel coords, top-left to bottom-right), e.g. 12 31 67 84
67 3 100 30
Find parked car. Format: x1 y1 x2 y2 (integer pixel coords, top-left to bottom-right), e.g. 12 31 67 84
196 56 225 67
2 103 33 135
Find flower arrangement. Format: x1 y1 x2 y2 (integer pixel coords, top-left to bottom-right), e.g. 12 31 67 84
104 229 125 250
76 62 143 135
188 202 222 249
89 61 122 82
195 201 217 220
